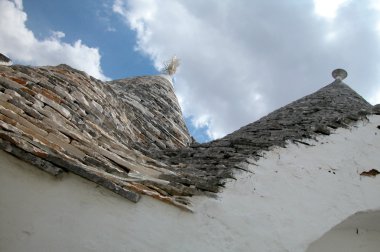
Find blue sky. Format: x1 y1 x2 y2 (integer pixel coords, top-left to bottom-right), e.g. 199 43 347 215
2 0 212 142
1 0 380 143
23 0 156 78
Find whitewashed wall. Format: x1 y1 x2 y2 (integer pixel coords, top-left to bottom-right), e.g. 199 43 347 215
307 211 380 252
308 228 380 252
1 115 380 252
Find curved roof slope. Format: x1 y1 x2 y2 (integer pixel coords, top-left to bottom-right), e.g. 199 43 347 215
0 64 376 211
107 76 192 152
0 64 193 210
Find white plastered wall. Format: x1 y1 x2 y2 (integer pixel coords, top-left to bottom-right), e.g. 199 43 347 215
1 115 380 252
307 210 380 252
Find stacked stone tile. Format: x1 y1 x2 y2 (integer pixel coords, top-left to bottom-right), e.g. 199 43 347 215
107 76 192 152
0 64 193 210
0 63 376 211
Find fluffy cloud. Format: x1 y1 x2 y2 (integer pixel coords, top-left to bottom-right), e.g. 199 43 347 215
313 0 351 19
0 0 107 80
114 0 380 139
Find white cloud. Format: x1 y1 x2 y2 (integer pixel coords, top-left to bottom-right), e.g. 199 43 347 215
12 0 21 9
51 31 65 39
369 91 380 105
313 0 350 20
114 0 380 139
0 0 108 80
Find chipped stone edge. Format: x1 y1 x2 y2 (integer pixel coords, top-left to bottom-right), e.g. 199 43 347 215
230 112 375 179
0 138 141 203
0 137 194 210
0 138 64 176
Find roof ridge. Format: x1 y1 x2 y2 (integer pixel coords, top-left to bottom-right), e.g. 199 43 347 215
240 77 372 130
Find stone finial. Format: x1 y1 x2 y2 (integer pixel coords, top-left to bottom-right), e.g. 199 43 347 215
332 68 347 81
0 53 12 66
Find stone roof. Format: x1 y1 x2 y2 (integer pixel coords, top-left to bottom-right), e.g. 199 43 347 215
0 64 376 211
153 75 374 194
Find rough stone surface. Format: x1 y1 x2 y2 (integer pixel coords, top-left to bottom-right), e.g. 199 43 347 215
153 80 373 193
0 64 192 209
107 76 192 152
373 104 380 114
0 64 374 210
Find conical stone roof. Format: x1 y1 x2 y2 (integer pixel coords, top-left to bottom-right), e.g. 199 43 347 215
155 73 374 194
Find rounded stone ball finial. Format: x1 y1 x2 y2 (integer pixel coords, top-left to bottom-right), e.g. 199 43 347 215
332 68 347 81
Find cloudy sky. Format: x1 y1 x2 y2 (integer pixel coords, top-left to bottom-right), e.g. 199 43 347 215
1 0 379 142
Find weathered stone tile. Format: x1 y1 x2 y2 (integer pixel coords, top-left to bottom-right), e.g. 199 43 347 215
41 116 89 145
1 97 26 115
0 114 23 134
46 133 86 160
0 76 25 90
0 92 12 102
0 136 63 176
4 89 21 98
40 87 63 104
35 94 71 119
54 85 75 102
9 98 44 120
